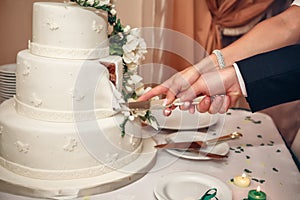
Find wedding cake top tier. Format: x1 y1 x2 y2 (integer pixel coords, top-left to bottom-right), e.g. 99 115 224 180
29 2 109 59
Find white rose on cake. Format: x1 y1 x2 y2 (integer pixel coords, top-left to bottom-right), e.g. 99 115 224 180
85 0 110 6
122 28 147 71
99 0 110 6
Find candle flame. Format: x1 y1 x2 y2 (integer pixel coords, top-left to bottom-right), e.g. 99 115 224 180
242 173 246 178
257 186 261 192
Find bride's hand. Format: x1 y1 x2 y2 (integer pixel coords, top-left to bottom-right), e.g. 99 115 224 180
138 66 201 115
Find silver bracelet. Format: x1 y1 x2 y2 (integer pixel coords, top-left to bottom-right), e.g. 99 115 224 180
212 49 226 69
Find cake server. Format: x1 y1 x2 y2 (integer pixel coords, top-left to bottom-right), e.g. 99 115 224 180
154 132 242 150
178 149 228 159
124 96 204 110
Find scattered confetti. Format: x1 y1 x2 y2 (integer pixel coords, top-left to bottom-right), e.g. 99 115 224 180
272 167 279 172
251 178 266 184
252 178 259 182
244 169 252 173
259 180 266 184
245 116 262 124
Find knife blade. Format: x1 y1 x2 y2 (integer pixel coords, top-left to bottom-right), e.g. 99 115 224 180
183 149 228 159
154 140 207 150
124 96 205 110
155 132 242 150
158 145 228 159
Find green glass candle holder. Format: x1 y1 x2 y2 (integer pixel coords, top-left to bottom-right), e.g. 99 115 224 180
248 188 266 200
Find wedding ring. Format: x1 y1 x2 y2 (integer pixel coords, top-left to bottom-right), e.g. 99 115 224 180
210 94 225 101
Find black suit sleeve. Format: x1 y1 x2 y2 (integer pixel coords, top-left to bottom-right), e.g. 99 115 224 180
236 44 300 112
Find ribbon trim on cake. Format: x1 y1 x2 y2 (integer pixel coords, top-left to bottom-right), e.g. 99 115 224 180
0 140 143 180
29 42 109 60
14 97 116 122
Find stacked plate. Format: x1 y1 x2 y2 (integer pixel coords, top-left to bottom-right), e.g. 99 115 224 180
0 64 16 104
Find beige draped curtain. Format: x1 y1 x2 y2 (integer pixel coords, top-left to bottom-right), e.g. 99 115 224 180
140 0 299 148
147 0 275 72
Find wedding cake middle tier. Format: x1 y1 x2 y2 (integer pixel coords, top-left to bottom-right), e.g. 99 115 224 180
15 50 123 122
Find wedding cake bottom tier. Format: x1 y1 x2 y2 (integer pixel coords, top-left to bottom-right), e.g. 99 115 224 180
0 137 157 199
0 99 144 180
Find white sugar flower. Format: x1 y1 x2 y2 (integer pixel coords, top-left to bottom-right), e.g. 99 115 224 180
123 35 139 52
126 79 134 85
123 25 131 33
128 115 135 121
129 28 140 37
122 28 147 70
99 0 110 6
87 0 95 5
127 63 138 71
131 110 147 118
130 74 143 84
144 86 152 94
110 8 117 15
125 85 133 93
135 86 145 96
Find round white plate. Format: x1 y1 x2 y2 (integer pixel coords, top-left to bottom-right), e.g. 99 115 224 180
154 171 232 200
0 74 16 78
151 108 219 130
0 80 16 86
0 93 14 98
0 85 15 91
164 131 229 160
0 76 16 81
0 91 15 96
0 85 16 90
0 64 16 73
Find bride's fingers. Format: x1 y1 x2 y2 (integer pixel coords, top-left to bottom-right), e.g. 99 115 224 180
196 96 211 113
177 80 205 102
138 85 168 101
218 95 230 114
189 105 196 114
163 108 172 116
164 91 177 106
208 95 224 114
179 101 191 110
163 104 177 116
229 95 240 108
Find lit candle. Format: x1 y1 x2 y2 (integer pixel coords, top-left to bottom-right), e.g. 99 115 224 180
248 186 267 200
233 173 251 188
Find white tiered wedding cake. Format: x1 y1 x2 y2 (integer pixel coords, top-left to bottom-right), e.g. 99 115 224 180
0 2 156 199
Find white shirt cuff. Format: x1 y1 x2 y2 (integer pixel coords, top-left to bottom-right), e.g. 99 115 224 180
233 63 248 97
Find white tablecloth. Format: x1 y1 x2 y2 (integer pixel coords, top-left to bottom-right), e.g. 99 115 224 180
1 109 299 200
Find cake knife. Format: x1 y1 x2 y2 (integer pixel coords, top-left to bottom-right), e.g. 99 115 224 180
124 96 204 110
154 132 243 150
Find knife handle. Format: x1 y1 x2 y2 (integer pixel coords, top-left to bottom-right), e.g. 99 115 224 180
168 96 205 107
